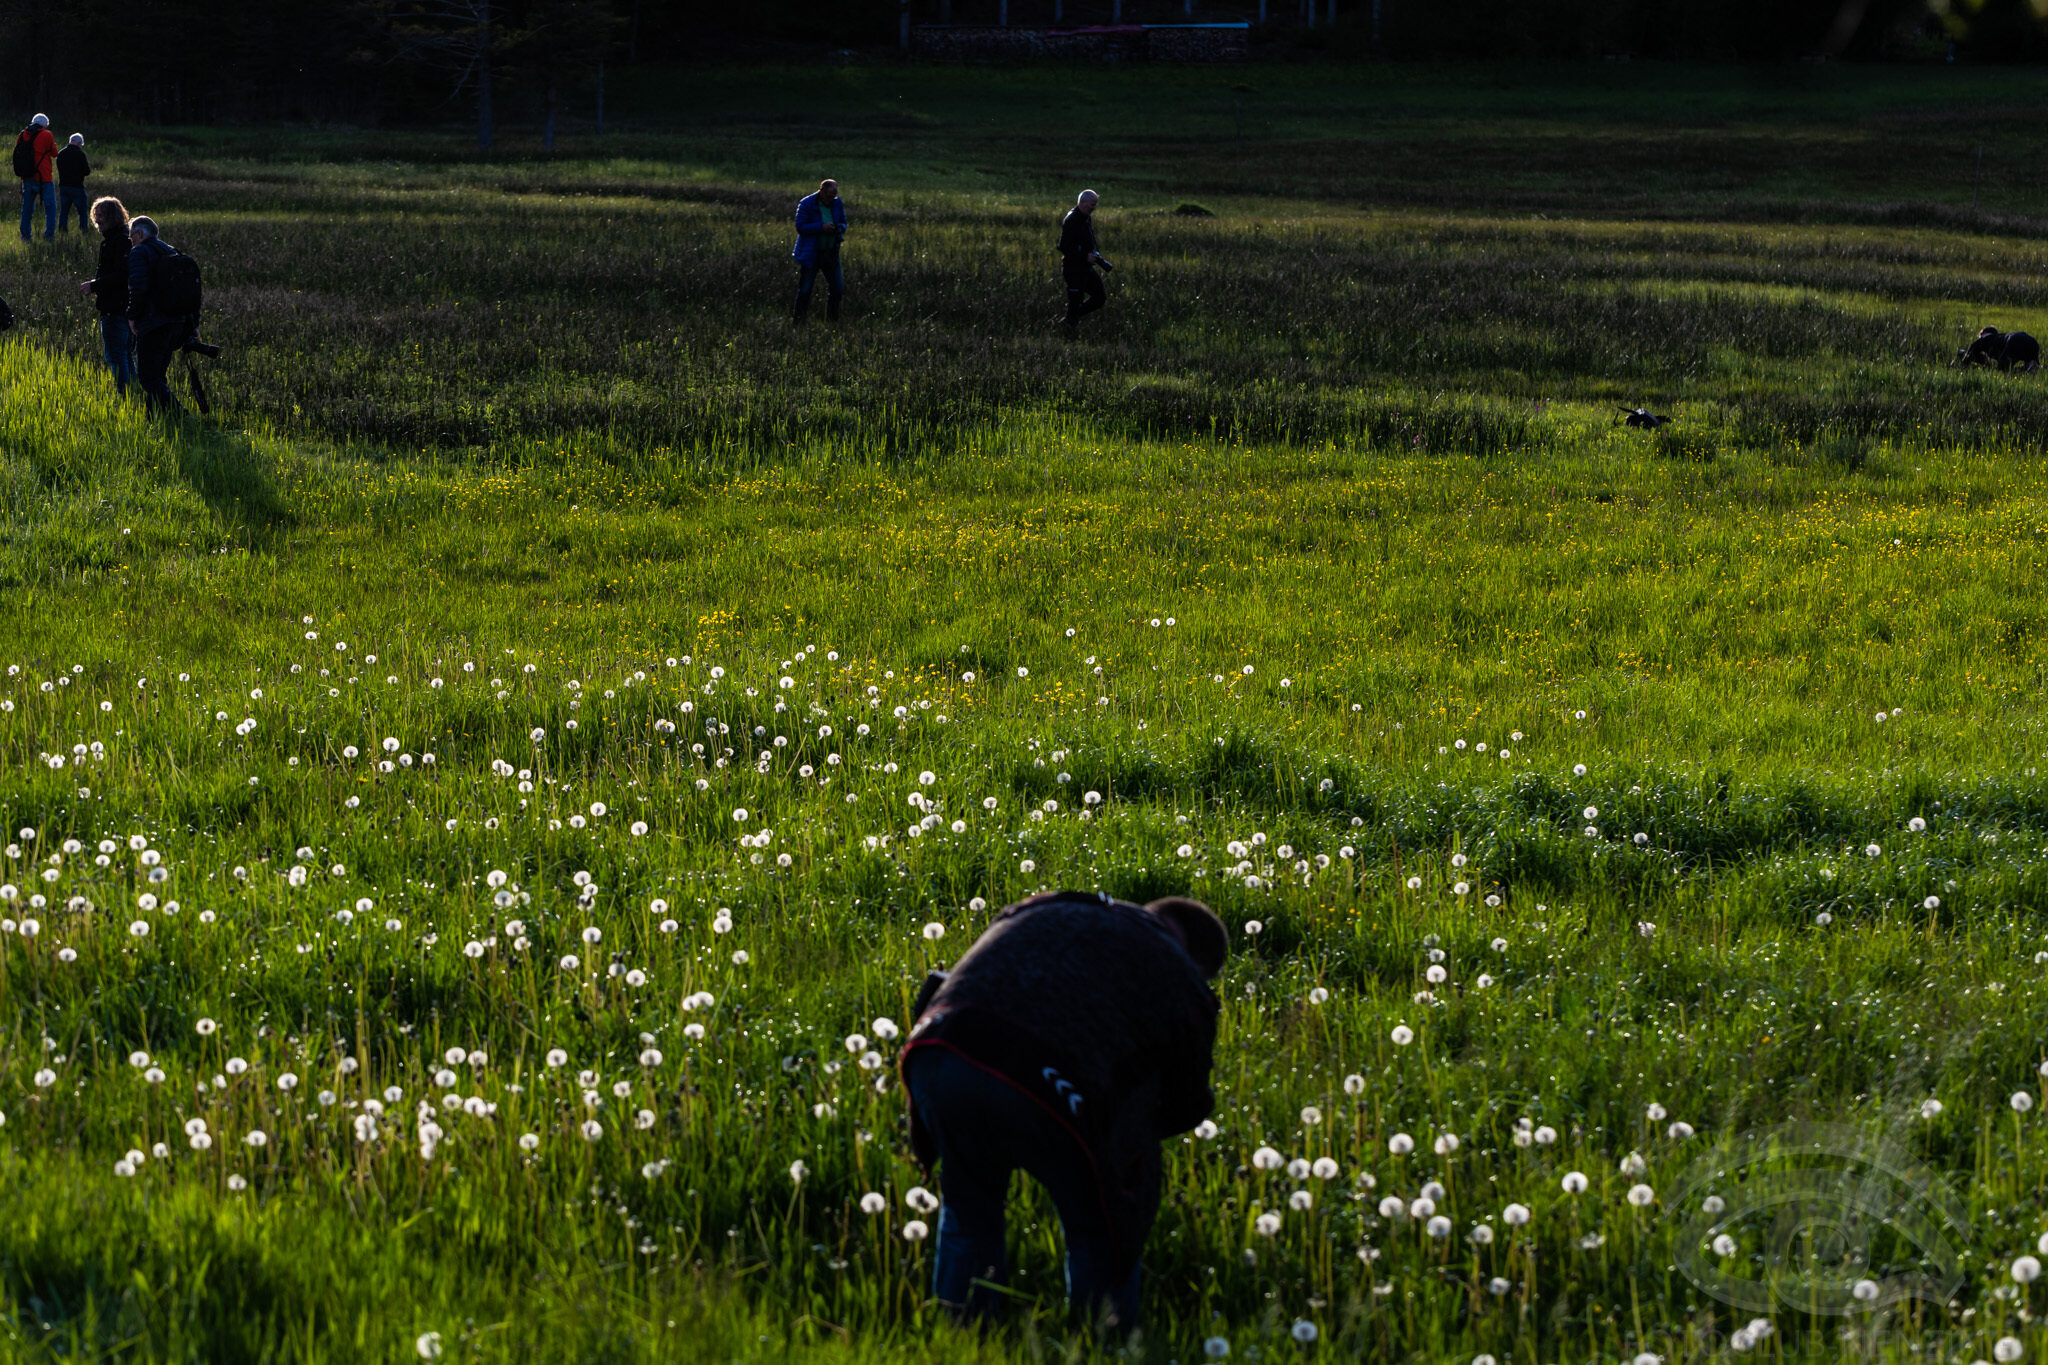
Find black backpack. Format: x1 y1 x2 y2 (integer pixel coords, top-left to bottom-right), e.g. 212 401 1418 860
151 247 203 317
11 129 35 181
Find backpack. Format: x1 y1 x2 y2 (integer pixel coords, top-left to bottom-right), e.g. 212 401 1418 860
12 129 36 181
151 247 203 317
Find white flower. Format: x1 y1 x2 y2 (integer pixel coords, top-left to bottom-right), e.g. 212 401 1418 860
789 1160 809 1184
1288 1190 1313 1211
1426 1215 1452 1238
1390 1025 1414 1046
2013 1255 2042 1284
902 1220 930 1242
860 1192 887 1214
922 922 945 940
1378 1196 1405 1218
1920 1098 1943 1119
1193 1119 1218 1139
245 1130 268 1148
1388 1133 1413 1155
416 1332 444 1360
1252 1146 1284 1170
1204 1339 1230 1360
1301 1106 1323 1126
580 1119 603 1140
1290 1321 1318 1343
1994 1337 2024 1364
1562 1171 1588 1194
2016 1092 2037 1114
905 1186 939 1213
1254 1212 1282 1236
1503 1203 1530 1225
1713 1233 1738 1256
1343 1074 1365 1096
1627 1183 1655 1207
1311 1157 1339 1179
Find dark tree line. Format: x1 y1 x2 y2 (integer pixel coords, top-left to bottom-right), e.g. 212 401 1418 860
0 0 2034 131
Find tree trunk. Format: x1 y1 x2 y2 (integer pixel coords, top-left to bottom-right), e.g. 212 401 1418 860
476 5 494 152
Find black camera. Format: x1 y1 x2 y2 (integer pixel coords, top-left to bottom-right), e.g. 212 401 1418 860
1097 257 1115 273
180 338 222 359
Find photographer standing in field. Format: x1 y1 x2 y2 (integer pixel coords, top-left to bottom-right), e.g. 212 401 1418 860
1059 188 1109 335
125 215 195 417
791 177 847 325
55 135 90 234
14 113 56 244
899 891 1225 1330
77 196 134 395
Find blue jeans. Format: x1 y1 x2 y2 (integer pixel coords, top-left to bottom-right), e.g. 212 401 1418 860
20 180 53 241
903 1046 1150 1327
794 250 843 321
99 315 135 396
58 186 87 233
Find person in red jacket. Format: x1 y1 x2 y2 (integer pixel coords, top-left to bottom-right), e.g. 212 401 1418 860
16 113 55 244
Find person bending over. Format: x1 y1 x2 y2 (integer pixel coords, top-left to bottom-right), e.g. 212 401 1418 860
791 178 847 325
1059 189 1109 334
899 890 1226 1330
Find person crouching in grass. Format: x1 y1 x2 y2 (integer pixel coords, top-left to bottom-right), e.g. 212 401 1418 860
898 891 1226 1331
75 195 133 395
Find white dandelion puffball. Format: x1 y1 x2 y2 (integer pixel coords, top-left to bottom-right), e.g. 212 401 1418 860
922 922 945 940
1503 1203 1530 1225
1288 1190 1313 1212
1627 1183 1655 1207
1713 1234 1739 1257
1920 1098 1943 1119
1254 1212 1282 1237
417 1332 444 1360
195 1017 217 1036
1205 1339 1230 1360
1252 1146 1284 1170
1390 1024 1414 1046
581 1119 603 1140
1301 1106 1323 1126
902 1220 930 1242
1426 1216 1452 1238
906 1186 939 1213
1378 1196 1405 1218
1562 1171 1589 1194
1194 1119 1219 1139
1311 1156 1339 1179
2012 1255 2041 1284
1994 1338 2024 1364
2016 1092 2037 1114
1388 1132 1414 1155
1344 1074 1365 1096
859 1192 888 1214
1290 1321 1318 1344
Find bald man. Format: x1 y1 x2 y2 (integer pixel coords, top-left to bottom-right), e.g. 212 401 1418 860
1058 189 1108 333
791 178 847 325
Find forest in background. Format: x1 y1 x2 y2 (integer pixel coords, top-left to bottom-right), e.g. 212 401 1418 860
0 0 2040 132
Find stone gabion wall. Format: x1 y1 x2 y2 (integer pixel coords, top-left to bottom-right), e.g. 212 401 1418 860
910 25 1247 61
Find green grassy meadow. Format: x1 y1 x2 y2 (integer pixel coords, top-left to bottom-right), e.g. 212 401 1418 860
4 62 2048 1363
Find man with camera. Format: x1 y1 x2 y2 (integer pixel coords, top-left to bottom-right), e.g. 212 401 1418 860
1059 188 1111 335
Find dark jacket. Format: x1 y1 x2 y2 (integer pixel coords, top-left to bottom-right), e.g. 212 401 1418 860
1059 207 1098 265
15 127 54 183
903 891 1219 1167
790 191 846 265
55 145 88 187
126 235 188 334
89 228 128 316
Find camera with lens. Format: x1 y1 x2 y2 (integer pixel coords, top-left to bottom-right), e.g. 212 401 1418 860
180 337 222 359
1096 257 1115 273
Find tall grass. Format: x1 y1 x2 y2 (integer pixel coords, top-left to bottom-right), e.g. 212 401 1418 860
5 325 2048 1360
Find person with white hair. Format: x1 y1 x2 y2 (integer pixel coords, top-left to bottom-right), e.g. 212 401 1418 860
1058 188 1109 334
13 113 56 243
55 133 90 234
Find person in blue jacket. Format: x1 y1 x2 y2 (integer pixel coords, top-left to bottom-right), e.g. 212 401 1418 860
791 178 847 325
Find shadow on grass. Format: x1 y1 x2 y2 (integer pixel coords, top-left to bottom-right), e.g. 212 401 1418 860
170 411 296 545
